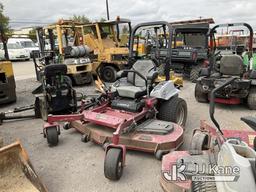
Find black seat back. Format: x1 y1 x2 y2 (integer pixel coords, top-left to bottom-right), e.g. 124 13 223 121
220 55 244 76
127 60 155 86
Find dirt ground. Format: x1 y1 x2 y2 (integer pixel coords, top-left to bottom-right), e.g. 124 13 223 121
0 61 255 192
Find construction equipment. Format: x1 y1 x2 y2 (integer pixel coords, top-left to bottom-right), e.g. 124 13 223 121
34 19 93 85
195 23 256 109
0 64 78 124
82 17 131 82
0 24 16 104
0 140 47 192
42 21 187 181
171 25 210 82
160 77 256 192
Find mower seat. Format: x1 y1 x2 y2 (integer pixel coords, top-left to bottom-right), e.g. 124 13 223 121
219 55 244 76
116 60 156 99
44 64 67 78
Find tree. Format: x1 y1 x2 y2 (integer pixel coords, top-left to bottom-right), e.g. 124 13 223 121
0 3 11 34
71 15 90 23
28 28 37 41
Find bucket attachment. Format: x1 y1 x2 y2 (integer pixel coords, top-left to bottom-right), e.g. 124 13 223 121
0 141 47 192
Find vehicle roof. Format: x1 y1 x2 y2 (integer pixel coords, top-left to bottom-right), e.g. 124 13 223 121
8 38 33 42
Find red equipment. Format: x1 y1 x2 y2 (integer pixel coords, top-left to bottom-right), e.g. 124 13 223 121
42 21 188 181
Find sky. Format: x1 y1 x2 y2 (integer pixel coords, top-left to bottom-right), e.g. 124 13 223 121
2 0 256 30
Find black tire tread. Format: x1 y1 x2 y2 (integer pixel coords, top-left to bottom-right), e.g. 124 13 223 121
190 65 202 83
104 148 123 180
247 88 256 110
195 82 209 103
157 97 187 127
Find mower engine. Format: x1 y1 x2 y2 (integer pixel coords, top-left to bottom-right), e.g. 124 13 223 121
34 64 77 120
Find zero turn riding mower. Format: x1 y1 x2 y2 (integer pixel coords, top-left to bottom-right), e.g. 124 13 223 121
0 140 47 192
42 21 188 181
160 77 256 192
195 23 256 109
0 64 77 124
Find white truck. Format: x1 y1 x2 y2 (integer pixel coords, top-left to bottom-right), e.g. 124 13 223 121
8 38 39 58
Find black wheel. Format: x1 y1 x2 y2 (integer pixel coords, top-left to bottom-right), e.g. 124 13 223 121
63 122 70 130
34 97 41 118
81 134 90 143
247 88 256 110
103 142 110 150
190 132 209 151
195 82 209 103
101 65 117 82
46 127 59 146
157 97 187 127
190 65 201 83
155 150 165 160
104 148 123 180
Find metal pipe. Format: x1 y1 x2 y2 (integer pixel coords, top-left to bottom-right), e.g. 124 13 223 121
106 0 110 20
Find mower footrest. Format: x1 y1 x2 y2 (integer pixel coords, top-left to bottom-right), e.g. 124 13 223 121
136 119 174 135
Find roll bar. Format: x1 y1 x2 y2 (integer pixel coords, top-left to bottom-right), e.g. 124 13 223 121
128 21 173 80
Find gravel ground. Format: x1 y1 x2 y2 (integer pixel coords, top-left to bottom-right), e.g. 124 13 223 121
0 71 255 191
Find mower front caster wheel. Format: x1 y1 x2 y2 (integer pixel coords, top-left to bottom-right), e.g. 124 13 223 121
104 148 123 180
191 132 209 151
46 127 59 146
63 122 71 130
81 134 90 143
155 150 165 160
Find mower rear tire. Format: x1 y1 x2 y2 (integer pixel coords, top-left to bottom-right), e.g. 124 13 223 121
190 132 209 151
104 148 123 180
157 97 187 127
101 65 117 82
190 65 201 83
195 82 209 103
46 127 59 146
247 88 256 110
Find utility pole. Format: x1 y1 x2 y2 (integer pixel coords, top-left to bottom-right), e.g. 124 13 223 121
106 0 110 20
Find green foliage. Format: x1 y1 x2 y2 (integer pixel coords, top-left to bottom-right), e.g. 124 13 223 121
71 15 90 23
100 17 107 22
28 28 37 41
0 3 11 34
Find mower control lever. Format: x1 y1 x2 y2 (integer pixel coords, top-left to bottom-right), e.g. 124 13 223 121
209 77 237 135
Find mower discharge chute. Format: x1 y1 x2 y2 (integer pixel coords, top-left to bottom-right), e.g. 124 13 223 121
0 140 47 192
195 23 256 109
42 21 188 181
160 77 256 192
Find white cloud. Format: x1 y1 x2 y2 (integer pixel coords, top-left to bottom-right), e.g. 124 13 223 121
2 0 256 29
